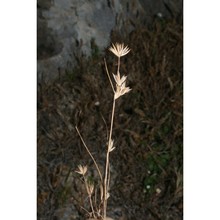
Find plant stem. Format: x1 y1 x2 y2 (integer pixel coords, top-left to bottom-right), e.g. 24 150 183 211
117 57 121 76
103 98 116 219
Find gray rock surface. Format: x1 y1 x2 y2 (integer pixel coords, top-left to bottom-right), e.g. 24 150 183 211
37 0 182 82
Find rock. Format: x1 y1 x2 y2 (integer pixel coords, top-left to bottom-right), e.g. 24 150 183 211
37 0 53 10
37 0 182 82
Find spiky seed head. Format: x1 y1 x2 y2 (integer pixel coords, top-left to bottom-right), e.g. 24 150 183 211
109 139 115 152
75 165 88 175
114 81 132 100
109 43 130 58
88 183 94 195
112 72 127 87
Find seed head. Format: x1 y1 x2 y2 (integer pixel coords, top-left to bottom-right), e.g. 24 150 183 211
75 165 88 175
87 182 94 195
109 43 130 58
114 81 132 100
108 139 115 152
113 72 127 87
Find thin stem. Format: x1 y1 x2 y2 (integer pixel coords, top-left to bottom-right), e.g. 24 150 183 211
89 194 95 218
75 126 103 183
107 162 111 198
117 57 121 76
104 58 115 93
83 175 96 218
79 205 90 216
103 97 116 219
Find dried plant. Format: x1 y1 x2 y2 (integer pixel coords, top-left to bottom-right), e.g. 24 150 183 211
75 43 131 220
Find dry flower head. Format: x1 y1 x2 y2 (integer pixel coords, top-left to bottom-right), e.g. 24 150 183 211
109 43 130 58
114 81 131 100
75 165 88 175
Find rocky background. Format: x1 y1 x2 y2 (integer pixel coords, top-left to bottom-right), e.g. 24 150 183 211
37 1 183 220
37 0 182 82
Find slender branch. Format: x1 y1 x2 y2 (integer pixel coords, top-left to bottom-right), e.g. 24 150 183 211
79 205 90 215
89 193 95 218
75 126 103 183
104 58 115 93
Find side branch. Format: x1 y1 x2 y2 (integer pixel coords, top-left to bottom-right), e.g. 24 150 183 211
75 126 103 182
104 58 115 93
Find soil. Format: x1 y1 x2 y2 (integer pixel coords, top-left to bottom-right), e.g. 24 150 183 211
38 18 183 220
